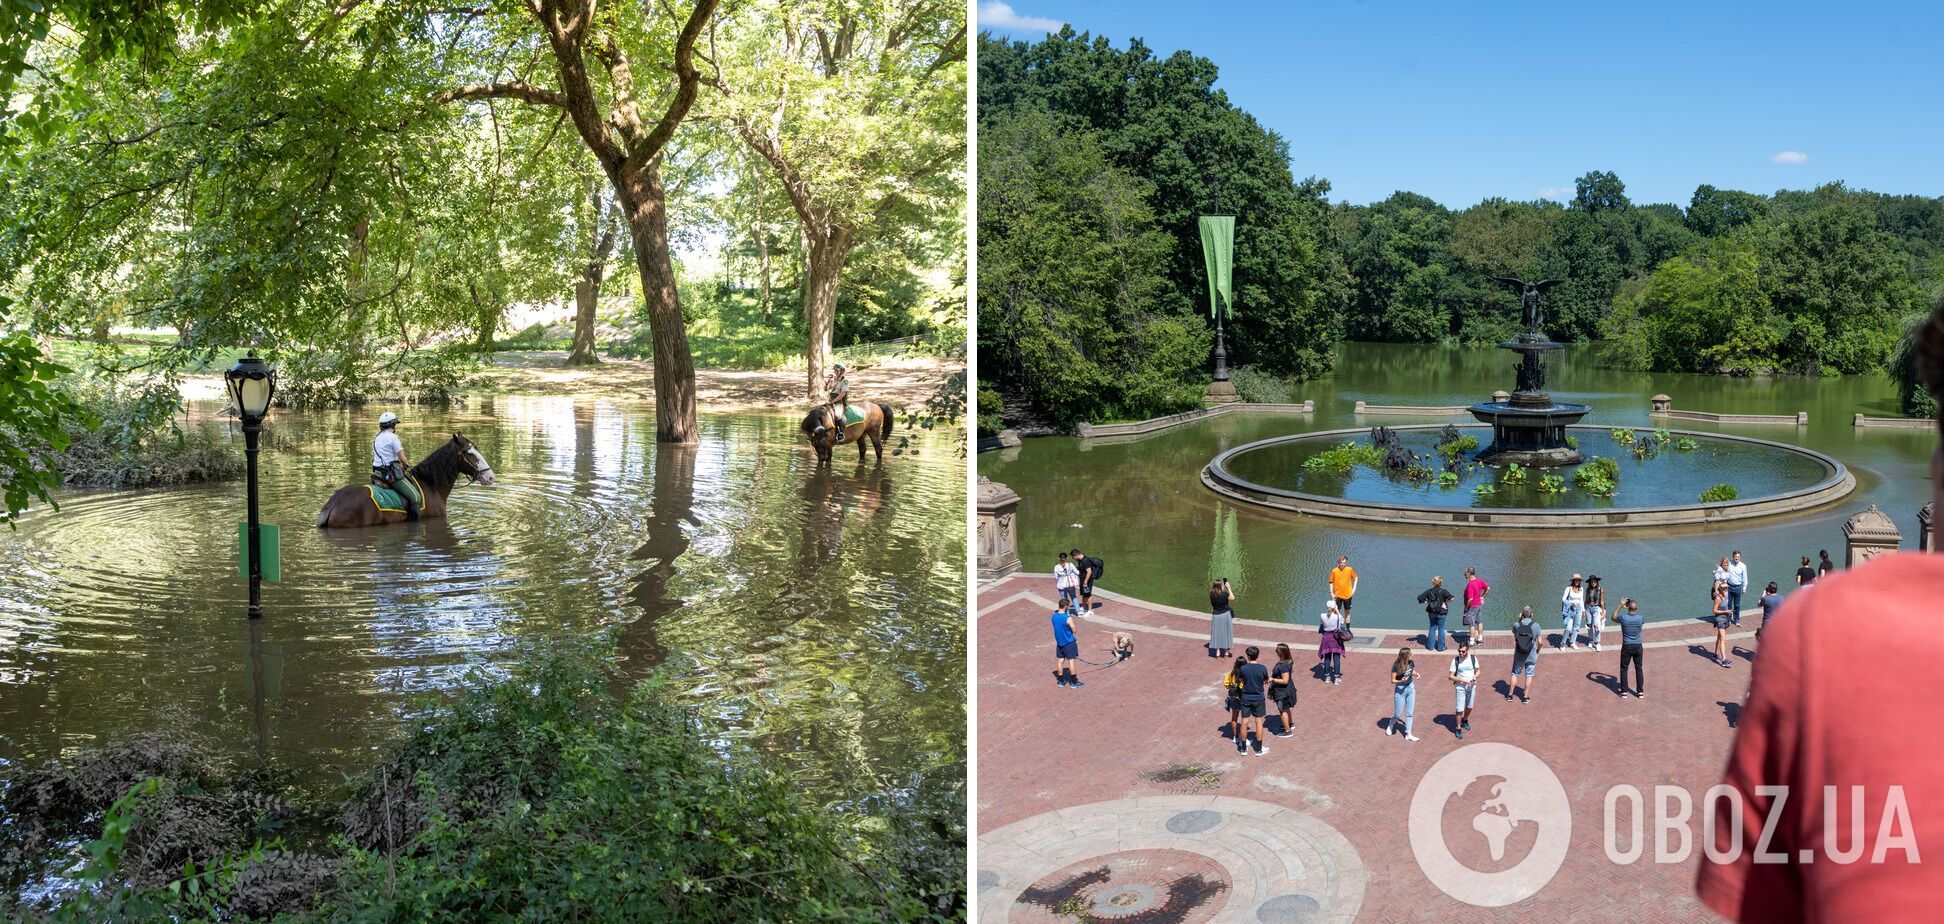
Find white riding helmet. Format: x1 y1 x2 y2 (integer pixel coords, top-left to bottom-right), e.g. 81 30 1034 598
378 411 399 426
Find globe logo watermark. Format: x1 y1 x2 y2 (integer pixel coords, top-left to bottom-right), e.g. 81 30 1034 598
1409 743 1573 906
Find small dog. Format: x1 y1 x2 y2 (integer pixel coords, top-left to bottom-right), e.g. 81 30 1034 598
1113 632 1134 661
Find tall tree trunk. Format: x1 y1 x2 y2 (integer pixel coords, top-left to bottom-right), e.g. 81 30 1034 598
617 161 697 442
469 281 500 352
802 225 853 400
566 276 600 365
755 225 773 326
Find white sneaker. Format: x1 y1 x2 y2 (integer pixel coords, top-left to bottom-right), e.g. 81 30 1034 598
1405 734 1420 742
1254 746 1268 757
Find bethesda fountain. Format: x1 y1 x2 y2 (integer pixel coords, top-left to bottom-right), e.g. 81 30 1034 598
1468 276 1588 466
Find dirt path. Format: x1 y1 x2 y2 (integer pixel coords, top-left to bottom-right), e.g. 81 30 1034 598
180 352 958 412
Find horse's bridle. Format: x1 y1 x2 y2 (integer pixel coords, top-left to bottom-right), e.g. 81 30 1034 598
463 446 494 484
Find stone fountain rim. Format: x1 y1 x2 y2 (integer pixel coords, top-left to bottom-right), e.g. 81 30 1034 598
1202 423 1855 530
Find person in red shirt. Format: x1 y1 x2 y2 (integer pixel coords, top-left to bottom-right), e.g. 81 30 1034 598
1697 300 1944 920
1461 566 1490 644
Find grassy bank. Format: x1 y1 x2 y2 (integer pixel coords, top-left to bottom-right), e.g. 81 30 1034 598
0 646 963 921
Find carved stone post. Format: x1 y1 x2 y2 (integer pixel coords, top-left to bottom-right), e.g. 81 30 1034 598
1920 502 1934 553
1843 505 1903 566
978 477 1023 581
1650 394 1672 414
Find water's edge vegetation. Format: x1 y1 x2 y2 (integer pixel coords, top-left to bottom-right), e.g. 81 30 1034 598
0 644 964 922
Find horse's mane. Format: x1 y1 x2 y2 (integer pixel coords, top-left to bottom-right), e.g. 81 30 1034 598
410 437 467 489
800 404 836 436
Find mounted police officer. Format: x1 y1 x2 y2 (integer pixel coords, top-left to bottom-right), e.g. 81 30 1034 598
371 411 419 520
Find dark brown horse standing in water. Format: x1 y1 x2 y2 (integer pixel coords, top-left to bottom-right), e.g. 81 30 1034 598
316 434 496 528
801 401 893 464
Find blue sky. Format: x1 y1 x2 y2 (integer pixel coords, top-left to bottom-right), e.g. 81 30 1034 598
978 1 1943 207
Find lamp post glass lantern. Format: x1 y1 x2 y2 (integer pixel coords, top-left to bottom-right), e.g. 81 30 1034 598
226 355 276 618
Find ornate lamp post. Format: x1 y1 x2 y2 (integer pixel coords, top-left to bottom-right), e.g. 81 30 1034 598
225 355 276 619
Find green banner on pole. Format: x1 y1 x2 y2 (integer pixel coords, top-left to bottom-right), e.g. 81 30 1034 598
1198 215 1234 319
239 522 281 583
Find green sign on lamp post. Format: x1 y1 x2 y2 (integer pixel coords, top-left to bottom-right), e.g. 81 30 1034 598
1198 215 1239 404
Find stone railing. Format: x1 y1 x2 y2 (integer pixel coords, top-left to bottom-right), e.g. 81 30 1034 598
1853 413 1936 429
1647 396 1803 425
1352 400 1473 415
1070 401 1314 440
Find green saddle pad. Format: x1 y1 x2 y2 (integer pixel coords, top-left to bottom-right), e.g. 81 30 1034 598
843 406 867 427
366 475 424 513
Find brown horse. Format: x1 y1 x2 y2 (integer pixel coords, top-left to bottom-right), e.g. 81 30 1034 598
801 401 893 464
315 433 496 528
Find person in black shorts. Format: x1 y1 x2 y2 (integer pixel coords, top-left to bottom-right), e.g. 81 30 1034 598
1270 643 1298 737
1071 547 1100 613
1236 646 1271 756
1052 607 1084 688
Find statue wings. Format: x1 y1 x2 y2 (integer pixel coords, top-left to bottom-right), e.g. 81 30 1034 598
1490 275 1565 292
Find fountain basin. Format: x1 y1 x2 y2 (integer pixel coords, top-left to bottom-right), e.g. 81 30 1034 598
1202 424 1854 530
1469 400 1591 466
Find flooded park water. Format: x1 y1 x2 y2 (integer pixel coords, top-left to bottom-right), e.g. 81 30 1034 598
0 395 965 804
982 342 1938 630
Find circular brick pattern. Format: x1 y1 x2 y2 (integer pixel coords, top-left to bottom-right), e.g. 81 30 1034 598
979 795 1366 923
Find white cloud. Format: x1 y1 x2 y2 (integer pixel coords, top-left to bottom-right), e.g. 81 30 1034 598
1770 150 1809 166
980 2 1065 34
1538 186 1573 200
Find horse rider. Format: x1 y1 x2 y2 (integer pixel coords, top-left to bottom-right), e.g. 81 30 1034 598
825 362 851 424
371 411 419 520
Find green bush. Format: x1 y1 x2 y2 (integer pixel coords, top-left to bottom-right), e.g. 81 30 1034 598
1472 483 1497 497
1435 434 1478 459
45 381 242 489
1303 442 1383 474
1674 437 1700 451
1564 434 1579 449
976 385 1004 436
1700 483 1739 503
494 322 565 351
1500 463 1528 485
8 650 960 922
1227 365 1294 404
1572 456 1621 496
1537 474 1566 494
1611 428 1636 445
1437 471 1459 488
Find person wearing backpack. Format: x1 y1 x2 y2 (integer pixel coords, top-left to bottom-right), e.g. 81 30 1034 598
1507 606 1540 704
1417 575 1454 651
1071 547 1104 614
1054 552 1080 610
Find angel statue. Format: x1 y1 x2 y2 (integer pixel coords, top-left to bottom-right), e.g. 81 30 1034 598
1490 275 1564 336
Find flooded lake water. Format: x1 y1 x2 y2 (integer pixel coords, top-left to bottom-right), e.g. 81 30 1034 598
982 342 1937 630
0 395 965 805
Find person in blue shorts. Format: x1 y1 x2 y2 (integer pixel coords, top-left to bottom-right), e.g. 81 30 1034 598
1052 607 1084 687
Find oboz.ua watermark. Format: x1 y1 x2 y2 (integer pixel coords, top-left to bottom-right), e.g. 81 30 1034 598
1410 744 1923 907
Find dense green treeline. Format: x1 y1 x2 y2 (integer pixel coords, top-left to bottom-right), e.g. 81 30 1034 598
978 29 1943 429
0 1 965 515
977 30 1348 426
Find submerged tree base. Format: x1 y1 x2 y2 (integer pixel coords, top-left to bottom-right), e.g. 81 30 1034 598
0 647 964 922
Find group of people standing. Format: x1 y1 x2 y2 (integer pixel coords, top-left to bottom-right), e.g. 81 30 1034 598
1050 547 1797 753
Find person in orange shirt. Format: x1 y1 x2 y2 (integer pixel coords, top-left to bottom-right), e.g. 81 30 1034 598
1329 555 1359 622
1697 296 1944 920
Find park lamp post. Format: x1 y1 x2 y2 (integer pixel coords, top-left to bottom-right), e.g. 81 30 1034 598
225 354 276 619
